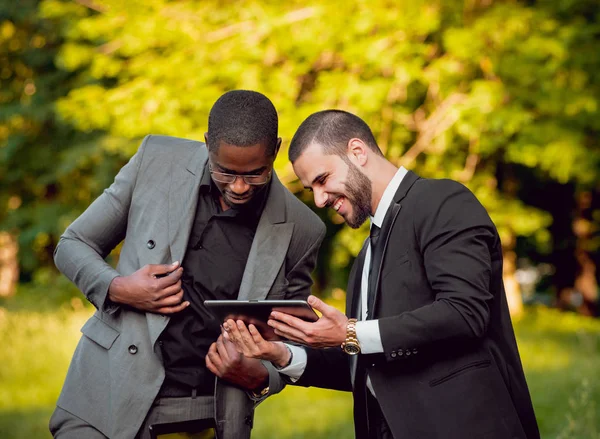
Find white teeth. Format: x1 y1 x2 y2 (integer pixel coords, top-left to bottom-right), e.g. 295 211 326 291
333 198 343 211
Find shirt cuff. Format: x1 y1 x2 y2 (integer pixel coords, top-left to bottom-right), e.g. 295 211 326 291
356 320 384 354
275 344 307 382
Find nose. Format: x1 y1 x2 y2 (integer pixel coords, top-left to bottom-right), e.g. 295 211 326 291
229 176 250 195
313 187 328 208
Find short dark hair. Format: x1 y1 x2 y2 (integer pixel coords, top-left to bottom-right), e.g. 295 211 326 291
288 110 383 163
207 90 278 155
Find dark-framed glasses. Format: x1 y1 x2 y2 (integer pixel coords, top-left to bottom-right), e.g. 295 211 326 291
209 164 271 185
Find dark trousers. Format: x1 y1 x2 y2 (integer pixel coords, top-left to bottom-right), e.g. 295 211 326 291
367 392 394 439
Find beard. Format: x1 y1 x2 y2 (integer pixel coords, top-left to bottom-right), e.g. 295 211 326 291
222 184 266 211
343 161 372 229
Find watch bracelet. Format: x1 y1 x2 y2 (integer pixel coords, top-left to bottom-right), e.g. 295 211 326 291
342 318 359 350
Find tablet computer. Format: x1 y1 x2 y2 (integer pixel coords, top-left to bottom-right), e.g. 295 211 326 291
204 299 319 341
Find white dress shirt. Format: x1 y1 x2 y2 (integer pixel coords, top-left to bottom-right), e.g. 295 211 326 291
279 167 408 382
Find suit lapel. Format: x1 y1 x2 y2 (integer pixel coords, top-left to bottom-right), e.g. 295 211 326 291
168 147 208 262
147 144 208 348
347 241 368 319
238 174 293 301
346 240 368 387
367 203 402 318
367 171 421 318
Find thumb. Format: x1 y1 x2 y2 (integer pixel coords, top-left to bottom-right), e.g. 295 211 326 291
307 295 331 315
150 261 179 277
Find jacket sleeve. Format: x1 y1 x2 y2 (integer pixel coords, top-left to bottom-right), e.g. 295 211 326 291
247 360 288 405
292 347 353 392
378 180 497 362
53 135 150 312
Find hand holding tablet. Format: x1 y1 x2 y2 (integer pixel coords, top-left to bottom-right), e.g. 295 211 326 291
204 299 319 341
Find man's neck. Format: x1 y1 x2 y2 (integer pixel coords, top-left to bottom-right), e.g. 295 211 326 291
370 160 399 215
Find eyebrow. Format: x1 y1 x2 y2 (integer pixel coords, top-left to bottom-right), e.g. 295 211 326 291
214 165 268 175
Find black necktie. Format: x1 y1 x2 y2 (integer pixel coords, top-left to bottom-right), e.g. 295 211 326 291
367 224 381 317
369 224 381 248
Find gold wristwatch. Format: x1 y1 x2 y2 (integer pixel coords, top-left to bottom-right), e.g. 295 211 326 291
250 386 270 398
341 318 361 355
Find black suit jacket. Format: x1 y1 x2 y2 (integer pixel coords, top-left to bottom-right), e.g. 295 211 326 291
296 171 540 439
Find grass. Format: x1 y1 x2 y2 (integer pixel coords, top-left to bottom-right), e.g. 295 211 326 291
0 293 598 439
512 307 600 439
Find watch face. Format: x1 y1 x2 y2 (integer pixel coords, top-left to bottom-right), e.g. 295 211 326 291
344 343 361 355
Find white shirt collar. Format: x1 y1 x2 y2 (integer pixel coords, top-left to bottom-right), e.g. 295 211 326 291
370 167 408 229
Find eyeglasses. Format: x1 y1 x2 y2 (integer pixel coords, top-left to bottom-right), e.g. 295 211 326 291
209 164 272 185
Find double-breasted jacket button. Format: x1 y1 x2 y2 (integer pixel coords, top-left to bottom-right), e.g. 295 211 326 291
128 344 138 354
147 240 155 249
391 351 397 358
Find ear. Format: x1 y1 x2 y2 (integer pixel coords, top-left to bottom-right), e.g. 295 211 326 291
347 138 369 166
204 132 209 145
273 137 282 158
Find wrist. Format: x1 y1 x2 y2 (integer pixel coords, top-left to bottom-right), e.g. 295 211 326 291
273 343 293 369
107 276 126 304
250 375 270 397
339 316 350 345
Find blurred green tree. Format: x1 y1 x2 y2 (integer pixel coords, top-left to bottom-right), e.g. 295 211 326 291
2 0 599 314
0 0 127 295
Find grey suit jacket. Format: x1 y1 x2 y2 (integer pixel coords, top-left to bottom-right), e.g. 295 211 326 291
53 135 325 439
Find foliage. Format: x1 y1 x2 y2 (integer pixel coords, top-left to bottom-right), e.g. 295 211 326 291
1 0 598 295
0 0 127 276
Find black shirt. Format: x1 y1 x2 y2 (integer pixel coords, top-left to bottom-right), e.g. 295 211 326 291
158 165 269 395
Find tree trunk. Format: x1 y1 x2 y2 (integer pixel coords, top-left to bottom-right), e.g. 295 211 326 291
502 231 524 318
570 191 598 316
0 232 19 297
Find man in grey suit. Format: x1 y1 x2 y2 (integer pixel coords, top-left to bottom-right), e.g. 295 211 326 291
49 90 325 439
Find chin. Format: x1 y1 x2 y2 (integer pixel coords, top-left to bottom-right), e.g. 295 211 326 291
226 199 250 207
347 220 364 229
224 194 253 207
346 211 369 229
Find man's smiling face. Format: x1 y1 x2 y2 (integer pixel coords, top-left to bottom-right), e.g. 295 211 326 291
292 142 372 228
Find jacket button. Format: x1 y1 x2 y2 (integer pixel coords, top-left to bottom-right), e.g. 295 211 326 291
398 349 403 356
128 344 138 354
391 351 397 358
412 348 418 355
405 350 411 357
147 240 155 249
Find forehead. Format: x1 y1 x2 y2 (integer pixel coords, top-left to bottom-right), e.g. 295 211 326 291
210 140 272 172
292 143 343 186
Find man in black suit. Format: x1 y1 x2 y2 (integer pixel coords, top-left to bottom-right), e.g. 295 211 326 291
224 110 540 439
